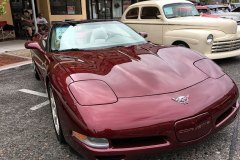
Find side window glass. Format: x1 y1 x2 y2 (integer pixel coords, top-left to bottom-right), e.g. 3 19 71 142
126 8 139 19
141 7 160 19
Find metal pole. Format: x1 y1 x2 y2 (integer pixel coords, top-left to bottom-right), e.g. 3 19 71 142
31 0 38 33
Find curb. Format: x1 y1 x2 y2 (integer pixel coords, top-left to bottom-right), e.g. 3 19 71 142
0 60 32 74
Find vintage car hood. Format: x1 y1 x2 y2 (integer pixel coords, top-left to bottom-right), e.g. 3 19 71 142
56 43 208 98
201 14 219 18
167 16 237 34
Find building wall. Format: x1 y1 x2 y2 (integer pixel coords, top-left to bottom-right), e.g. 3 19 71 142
0 2 13 25
37 0 50 22
37 0 87 24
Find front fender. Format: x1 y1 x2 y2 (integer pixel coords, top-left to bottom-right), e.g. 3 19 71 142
163 29 216 54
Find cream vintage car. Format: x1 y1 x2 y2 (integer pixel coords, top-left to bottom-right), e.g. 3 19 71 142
121 0 240 59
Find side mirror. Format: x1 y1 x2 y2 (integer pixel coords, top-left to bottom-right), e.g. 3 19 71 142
157 15 164 20
25 41 44 52
139 32 148 38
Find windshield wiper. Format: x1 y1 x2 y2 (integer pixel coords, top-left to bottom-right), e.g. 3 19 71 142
53 48 88 52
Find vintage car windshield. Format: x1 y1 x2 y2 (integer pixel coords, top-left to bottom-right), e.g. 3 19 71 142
51 21 147 51
213 7 230 13
197 8 210 14
163 3 199 19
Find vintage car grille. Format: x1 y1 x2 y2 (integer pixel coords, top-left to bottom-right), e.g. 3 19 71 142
212 38 240 53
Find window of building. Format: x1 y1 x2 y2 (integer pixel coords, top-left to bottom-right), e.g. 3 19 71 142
50 0 82 15
141 7 160 19
126 7 139 19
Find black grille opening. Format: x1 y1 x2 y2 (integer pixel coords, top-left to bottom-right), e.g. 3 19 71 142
110 136 167 148
95 155 125 160
216 106 234 126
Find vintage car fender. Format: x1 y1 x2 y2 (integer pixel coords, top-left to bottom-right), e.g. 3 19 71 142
163 29 228 54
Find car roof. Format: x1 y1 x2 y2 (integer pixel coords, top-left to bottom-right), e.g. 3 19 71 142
129 0 192 8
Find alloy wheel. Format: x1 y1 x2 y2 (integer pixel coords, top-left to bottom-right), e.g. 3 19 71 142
49 88 60 135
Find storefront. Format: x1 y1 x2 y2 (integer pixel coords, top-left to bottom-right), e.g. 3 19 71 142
87 0 144 19
6 0 87 38
9 0 38 38
38 0 87 23
1 0 145 39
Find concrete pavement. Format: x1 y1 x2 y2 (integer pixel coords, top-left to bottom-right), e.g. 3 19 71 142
0 40 32 72
0 57 239 160
0 40 26 53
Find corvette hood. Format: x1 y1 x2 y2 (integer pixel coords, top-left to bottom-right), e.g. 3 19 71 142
167 16 237 34
57 44 208 98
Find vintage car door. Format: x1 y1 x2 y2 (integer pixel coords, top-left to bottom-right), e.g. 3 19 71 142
123 6 163 44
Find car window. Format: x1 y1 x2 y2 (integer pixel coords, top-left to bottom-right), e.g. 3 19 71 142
218 7 230 12
50 21 147 51
50 24 69 51
197 9 209 14
126 7 139 19
141 7 160 19
232 7 240 12
163 3 199 18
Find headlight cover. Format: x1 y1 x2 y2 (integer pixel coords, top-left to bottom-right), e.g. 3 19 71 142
72 131 109 149
207 34 213 44
69 80 117 106
194 58 225 79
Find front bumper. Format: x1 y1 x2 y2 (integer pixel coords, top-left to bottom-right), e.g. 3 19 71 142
64 75 239 160
74 102 239 160
206 49 240 59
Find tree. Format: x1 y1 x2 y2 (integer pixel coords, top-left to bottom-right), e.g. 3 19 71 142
0 0 7 16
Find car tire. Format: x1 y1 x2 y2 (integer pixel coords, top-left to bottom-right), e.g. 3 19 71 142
48 84 65 144
33 62 40 80
173 42 189 48
177 43 188 48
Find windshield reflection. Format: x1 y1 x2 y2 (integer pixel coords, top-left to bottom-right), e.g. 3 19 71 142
51 21 147 52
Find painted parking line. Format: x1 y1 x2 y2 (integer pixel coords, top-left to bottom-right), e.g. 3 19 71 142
30 100 49 111
19 89 49 110
19 89 48 98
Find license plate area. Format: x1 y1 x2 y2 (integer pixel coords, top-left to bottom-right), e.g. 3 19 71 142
175 113 212 142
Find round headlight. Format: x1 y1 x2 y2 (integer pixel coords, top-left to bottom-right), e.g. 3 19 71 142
207 34 213 44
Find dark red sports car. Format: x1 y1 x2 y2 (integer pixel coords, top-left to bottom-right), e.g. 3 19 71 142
25 20 239 160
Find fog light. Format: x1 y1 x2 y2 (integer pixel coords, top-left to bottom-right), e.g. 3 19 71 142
72 131 109 149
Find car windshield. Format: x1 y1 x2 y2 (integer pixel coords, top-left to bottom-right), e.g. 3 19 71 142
208 6 230 14
51 21 147 51
163 3 199 18
197 8 210 14
217 7 230 13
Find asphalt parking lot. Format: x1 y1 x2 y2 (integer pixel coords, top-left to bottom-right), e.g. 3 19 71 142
0 56 240 160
